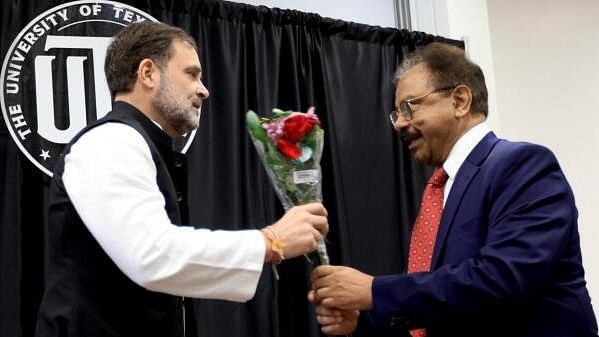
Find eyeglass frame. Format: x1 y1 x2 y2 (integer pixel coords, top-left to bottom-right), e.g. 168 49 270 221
389 85 459 125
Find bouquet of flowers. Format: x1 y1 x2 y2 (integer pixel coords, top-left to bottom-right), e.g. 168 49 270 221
246 107 329 266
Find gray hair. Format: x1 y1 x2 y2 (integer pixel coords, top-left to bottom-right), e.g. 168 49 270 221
105 21 198 97
394 42 488 117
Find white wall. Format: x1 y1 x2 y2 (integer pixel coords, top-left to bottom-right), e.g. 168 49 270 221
412 0 500 131
225 0 396 28
485 0 599 314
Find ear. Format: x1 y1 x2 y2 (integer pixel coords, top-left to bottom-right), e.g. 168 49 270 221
136 58 160 90
452 85 473 118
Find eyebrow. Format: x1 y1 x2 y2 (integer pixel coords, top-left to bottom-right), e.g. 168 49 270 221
401 92 421 101
185 65 202 75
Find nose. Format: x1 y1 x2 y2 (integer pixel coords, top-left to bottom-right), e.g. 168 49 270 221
393 116 409 132
197 80 210 99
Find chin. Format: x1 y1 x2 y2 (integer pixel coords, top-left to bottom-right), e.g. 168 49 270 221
413 153 433 166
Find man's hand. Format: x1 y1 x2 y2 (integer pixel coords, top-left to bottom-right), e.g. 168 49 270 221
309 265 374 310
267 203 328 260
314 305 359 335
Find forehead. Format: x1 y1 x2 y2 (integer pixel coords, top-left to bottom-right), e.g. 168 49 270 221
395 63 431 103
168 39 201 69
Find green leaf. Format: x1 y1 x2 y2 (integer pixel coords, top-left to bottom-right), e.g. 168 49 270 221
246 110 269 143
285 173 299 193
272 108 292 118
304 125 324 150
265 142 286 165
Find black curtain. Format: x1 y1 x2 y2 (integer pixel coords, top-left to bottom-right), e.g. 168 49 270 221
0 1 463 336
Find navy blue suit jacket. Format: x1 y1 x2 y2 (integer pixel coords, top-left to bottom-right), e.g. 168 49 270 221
369 132 597 337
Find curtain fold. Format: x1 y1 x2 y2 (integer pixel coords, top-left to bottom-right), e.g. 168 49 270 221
0 1 463 336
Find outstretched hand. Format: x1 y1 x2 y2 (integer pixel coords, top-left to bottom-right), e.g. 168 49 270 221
309 265 374 310
268 203 328 260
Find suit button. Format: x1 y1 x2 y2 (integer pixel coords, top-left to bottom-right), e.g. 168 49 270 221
390 316 409 327
174 157 183 167
177 192 183 202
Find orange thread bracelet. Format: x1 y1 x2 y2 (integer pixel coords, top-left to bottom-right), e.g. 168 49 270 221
262 226 287 280
264 226 286 263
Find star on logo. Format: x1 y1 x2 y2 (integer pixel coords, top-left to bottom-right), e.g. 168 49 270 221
39 149 51 161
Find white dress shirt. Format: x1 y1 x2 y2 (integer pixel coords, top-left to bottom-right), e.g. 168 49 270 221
442 122 492 205
62 122 266 302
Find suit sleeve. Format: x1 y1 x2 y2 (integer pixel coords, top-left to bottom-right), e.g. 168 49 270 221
368 142 578 327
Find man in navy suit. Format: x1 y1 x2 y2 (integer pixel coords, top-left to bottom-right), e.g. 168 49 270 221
309 42 598 337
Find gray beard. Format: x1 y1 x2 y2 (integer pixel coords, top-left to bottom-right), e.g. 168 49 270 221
153 77 199 136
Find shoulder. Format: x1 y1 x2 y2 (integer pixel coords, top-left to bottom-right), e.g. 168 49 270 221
64 122 155 178
483 138 571 197
66 121 154 164
489 138 558 168
72 122 146 150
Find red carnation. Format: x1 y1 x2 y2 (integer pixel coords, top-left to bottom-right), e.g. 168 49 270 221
276 138 301 159
282 115 319 143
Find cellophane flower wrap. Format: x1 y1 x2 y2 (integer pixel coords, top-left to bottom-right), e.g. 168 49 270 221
246 107 329 266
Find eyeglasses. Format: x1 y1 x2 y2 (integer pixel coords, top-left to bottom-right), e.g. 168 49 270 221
389 85 458 125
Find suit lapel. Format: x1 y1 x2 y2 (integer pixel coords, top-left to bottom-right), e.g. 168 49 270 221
431 132 500 268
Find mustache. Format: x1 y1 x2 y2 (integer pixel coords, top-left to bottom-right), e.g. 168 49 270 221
398 127 420 143
398 128 413 140
191 98 203 109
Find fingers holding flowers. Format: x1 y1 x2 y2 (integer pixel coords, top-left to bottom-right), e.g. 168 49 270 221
269 203 328 259
310 265 374 311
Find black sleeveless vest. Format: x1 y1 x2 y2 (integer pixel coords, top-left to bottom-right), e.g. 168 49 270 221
36 101 189 337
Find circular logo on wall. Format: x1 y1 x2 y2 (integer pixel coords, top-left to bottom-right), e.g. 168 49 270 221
1 0 197 176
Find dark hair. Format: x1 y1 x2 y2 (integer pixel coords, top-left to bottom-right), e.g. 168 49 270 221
395 42 488 117
104 21 197 97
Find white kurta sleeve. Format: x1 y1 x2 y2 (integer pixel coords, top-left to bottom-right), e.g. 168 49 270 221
62 123 266 302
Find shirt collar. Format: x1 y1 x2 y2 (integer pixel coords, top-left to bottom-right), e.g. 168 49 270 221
443 121 491 179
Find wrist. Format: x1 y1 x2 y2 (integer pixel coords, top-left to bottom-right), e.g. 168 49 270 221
364 275 375 310
261 226 286 263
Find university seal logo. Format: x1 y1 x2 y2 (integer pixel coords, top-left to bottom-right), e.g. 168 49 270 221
1 0 197 176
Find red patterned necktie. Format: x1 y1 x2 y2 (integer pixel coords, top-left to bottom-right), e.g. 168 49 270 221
407 168 448 337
